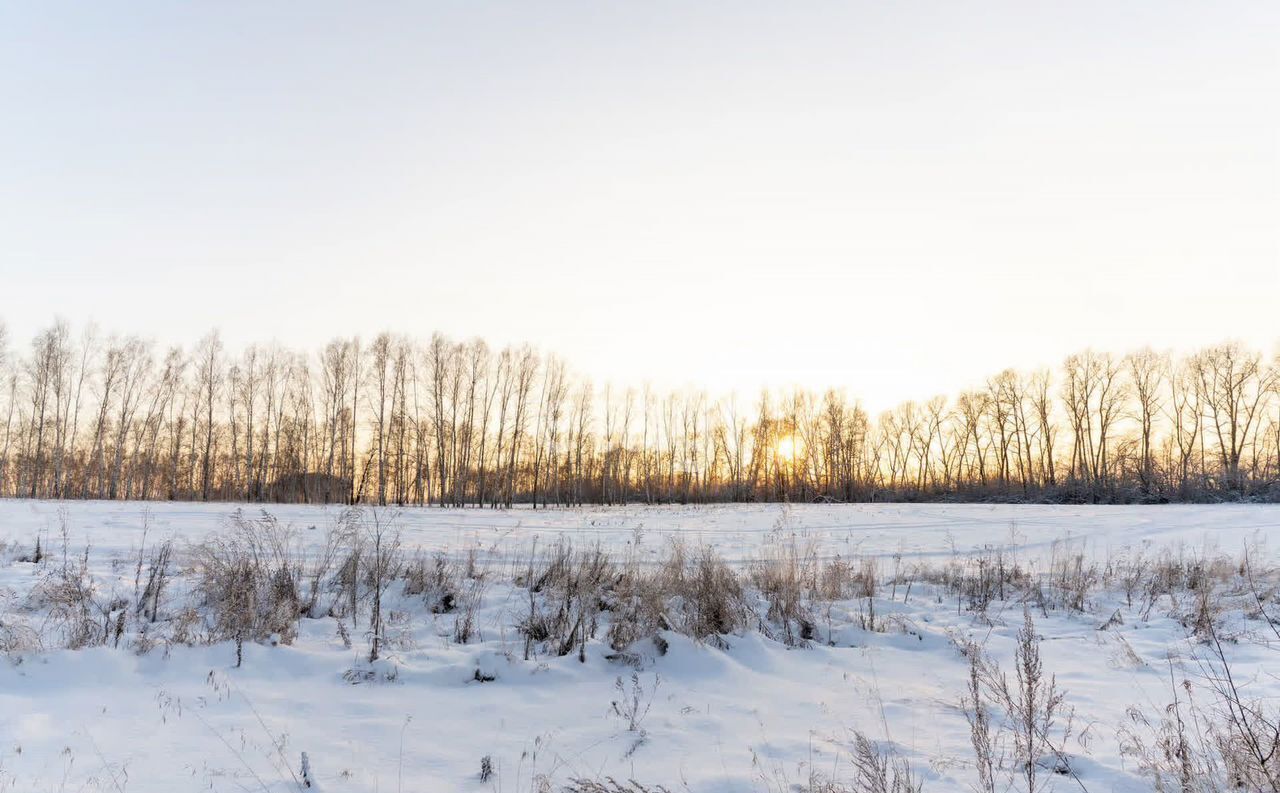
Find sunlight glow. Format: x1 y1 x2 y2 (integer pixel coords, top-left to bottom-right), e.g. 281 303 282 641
776 435 802 464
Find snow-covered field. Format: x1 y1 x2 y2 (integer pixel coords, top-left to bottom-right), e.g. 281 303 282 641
1 501 1278 792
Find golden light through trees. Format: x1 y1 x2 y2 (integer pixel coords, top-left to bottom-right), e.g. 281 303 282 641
776 435 802 464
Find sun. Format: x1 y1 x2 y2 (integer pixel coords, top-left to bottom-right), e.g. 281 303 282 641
776 435 802 463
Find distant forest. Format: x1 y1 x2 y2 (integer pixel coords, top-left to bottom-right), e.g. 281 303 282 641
0 321 1277 506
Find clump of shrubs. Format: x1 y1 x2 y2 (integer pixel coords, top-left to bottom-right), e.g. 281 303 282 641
194 508 359 663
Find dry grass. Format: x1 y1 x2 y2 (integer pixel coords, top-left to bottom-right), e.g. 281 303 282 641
194 509 313 660
562 779 672 793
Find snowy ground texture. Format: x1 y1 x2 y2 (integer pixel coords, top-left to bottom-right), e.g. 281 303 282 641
1 501 1279 793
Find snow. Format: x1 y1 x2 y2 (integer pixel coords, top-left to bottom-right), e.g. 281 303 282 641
1 501 1277 792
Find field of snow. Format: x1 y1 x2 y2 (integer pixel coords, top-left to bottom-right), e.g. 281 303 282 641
1 501 1278 792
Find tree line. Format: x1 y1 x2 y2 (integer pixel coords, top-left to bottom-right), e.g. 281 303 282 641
0 320 1277 506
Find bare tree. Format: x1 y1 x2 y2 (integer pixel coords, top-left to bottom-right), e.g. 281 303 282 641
194 331 224 501
1126 347 1164 496
1193 343 1275 493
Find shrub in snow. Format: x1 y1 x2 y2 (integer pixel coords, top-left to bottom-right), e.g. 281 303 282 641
195 510 307 659
195 508 363 663
610 672 659 733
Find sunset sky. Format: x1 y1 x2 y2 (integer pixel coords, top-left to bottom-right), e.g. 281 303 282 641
2 1 1276 411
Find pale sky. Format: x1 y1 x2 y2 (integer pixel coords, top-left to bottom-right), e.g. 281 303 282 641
2 1 1277 411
